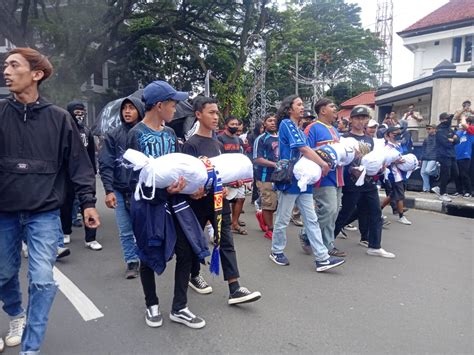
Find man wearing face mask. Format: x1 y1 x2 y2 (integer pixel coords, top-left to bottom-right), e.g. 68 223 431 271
59 101 102 250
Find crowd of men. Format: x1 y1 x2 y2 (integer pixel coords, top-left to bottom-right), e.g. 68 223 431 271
0 47 473 354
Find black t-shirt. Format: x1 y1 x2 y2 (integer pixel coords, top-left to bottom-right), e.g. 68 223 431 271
182 134 231 216
342 132 377 192
217 133 241 153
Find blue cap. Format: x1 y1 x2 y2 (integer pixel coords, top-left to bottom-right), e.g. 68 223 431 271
142 80 189 107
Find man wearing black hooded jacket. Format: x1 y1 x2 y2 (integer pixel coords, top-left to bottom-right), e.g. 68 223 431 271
99 97 143 278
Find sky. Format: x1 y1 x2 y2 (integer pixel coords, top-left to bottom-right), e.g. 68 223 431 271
349 0 449 86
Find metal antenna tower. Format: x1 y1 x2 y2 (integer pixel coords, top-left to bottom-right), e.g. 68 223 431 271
375 0 393 86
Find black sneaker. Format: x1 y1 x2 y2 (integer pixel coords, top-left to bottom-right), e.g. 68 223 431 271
228 287 261 305
189 274 212 294
169 307 205 329
145 305 163 328
57 247 71 259
125 261 139 279
315 256 345 272
328 247 347 257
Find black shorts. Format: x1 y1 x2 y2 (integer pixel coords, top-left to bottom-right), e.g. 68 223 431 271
389 181 405 202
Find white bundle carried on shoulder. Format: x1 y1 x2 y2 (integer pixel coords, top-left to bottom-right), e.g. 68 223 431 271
396 153 419 178
330 142 356 166
209 153 254 184
293 157 322 192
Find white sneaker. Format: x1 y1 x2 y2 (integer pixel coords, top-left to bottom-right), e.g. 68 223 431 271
431 186 440 196
63 234 71 244
367 248 396 258
21 242 28 258
344 224 358 231
0 337 4 352
85 240 102 251
5 315 26 347
358 240 369 248
398 216 412 225
439 194 452 202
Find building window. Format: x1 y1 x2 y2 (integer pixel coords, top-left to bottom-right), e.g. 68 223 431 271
452 37 462 63
464 35 472 62
434 41 439 46
93 68 103 86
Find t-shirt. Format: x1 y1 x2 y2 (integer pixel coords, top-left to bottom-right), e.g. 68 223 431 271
277 118 310 194
385 141 406 183
253 132 279 182
455 130 474 160
305 120 344 188
217 133 241 153
342 132 377 192
182 134 231 216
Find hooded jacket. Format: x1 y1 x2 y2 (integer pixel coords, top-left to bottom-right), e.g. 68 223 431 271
0 96 96 213
99 96 144 193
436 120 457 159
421 133 437 160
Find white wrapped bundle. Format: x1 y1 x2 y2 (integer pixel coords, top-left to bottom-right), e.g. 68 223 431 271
340 136 359 152
384 148 402 166
396 153 419 178
354 150 386 186
331 143 356 166
209 153 253 184
293 157 322 192
123 150 208 198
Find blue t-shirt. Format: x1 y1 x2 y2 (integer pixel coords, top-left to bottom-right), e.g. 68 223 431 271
455 130 474 160
277 118 310 194
127 122 178 158
253 132 279 182
305 121 344 188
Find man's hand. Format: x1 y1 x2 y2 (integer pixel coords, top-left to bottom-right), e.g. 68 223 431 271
105 192 117 209
84 208 101 228
320 161 330 177
190 186 206 200
222 187 228 198
167 176 186 194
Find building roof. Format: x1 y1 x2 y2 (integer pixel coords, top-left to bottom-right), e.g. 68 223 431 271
399 0 474 36
340 91 375 108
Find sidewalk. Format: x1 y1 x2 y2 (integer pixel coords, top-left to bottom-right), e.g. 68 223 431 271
379 190 474 218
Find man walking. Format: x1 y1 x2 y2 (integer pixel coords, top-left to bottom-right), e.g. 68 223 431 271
0 47 99 354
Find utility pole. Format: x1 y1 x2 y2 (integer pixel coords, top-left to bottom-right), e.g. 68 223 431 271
375 0 393 86
295 52 299 95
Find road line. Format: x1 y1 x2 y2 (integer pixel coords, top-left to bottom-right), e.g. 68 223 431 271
53 266 104 322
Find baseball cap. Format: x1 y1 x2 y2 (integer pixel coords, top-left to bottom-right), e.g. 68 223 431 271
385 125 401 135
350 106 371 118
367 119 379 128
439 112 452 121
142 80 189 107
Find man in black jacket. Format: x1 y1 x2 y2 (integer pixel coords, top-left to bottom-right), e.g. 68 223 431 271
0 48 100 354
432 112 459 202
99 97 144 278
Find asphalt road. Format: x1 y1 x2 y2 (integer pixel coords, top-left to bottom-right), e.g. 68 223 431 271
1 188 472 354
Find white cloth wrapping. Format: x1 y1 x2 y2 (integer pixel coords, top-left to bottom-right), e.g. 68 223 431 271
293 157 322 192
339 136 360 152
209 153 253 184
355 150 386 186
123 150 208 199
330 142 356 166
384 148 402 166
396 153 419 178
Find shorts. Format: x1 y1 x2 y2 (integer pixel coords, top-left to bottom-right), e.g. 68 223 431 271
225 186 245 201
389 181 405 202
256 181 277 211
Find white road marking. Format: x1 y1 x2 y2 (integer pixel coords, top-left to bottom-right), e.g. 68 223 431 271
53 266 104 321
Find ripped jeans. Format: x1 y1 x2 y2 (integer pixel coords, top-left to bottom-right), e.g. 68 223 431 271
0 210 60 354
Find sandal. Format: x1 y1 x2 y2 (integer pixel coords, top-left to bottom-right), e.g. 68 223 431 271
231 225 248 235
238 220 246 227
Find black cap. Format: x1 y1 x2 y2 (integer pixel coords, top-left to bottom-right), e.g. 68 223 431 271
385 125 401 135
425 124 435 128
350 106 371 118
303 110 315 119
439 112 451 120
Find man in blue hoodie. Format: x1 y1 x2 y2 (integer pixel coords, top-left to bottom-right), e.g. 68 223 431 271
99 97 144 278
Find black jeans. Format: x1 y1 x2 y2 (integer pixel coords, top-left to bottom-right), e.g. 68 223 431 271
335 188 382 249
438 157 459 195
455 159 472 194
191 212 240 281
139 214 193 312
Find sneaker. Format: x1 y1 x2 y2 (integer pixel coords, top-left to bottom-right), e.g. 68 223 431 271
125 261 139 279
263 230 273 240
21 242 28 258
298 230 312 254
255 210 267 232
439 194 452 202
344 224 358 231
382 219 391 228
169 307 205 329
337 229 348 239
358 240 369 248
328 247 347 257
398 216 412 225
228 286 262 305
145 305 163 328
315 256 345 272
367 248 396 258
0 337 4 352
189 274 213 294
85 240 102 251
269 252 290 266
449 192 460 197
5 315 26 347
57 247 71 259
63 234 71 244
72 220 83 228
431 186 440 196
290 215 304 227
463 193 472 198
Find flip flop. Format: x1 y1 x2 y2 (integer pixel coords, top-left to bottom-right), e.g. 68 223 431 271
231 226 248 235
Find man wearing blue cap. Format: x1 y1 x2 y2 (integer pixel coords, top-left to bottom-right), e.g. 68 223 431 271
127 80 209 329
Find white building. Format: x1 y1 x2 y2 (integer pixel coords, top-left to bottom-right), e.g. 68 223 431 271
398 0 473 79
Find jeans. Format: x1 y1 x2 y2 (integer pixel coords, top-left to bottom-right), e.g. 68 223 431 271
420 160 438 191
312 186 341 250
0 210 59 353
272 192 329 261
114 190 139 264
